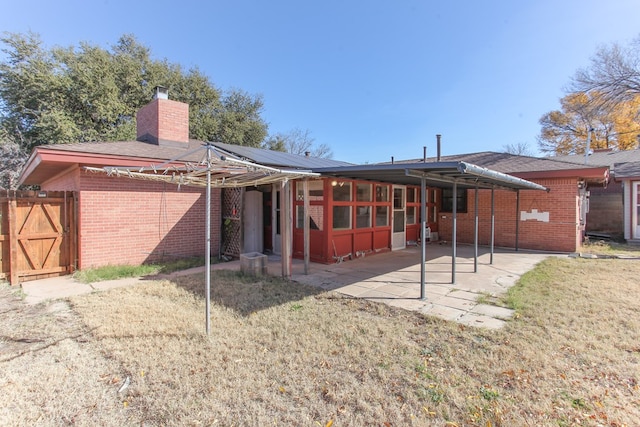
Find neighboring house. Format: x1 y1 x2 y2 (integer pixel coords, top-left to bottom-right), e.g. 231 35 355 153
551 148 640 243
16 90 614 276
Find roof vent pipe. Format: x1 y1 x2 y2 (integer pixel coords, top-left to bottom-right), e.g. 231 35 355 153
423 146 427 162
305 151 310 157
153 86 169 100
391 156 394 164
584 128 593 165
436 134 442 162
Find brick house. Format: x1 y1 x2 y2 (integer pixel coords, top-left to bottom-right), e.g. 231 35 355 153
18 92 613 273
18 92 223 269
551 148 640 243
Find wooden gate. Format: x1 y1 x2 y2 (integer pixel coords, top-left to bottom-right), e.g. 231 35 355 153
0 191 77 285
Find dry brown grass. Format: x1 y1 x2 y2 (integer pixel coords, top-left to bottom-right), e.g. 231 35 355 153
1 259 639 426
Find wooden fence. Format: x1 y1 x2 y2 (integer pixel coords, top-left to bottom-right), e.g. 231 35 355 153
0 190 77 286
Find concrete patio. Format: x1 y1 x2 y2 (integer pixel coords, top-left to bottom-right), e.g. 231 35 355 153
284 243 554 329
20 243 554 329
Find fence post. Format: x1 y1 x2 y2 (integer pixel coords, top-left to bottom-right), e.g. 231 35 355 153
8 195 19 286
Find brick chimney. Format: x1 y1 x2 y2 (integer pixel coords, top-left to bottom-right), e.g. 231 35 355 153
136 86 189 147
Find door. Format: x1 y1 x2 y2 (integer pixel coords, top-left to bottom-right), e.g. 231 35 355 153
272 186 282 255
392 185 406 250
243 190 263 253
1 191 76 285
634 182 640 239
262 190 272 252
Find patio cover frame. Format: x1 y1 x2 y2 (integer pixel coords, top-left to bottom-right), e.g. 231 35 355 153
85 143 319 335
313 161 549 300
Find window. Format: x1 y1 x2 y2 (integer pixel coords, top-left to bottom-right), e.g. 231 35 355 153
441 188 467 213
296 180 324 201
375 185 389 202
332 182 352 201
375 206 388 226
406 206 416 225
356 183 372 202
356 206 371 228
296 205 323 230
407 188 416 203
333 206 352 230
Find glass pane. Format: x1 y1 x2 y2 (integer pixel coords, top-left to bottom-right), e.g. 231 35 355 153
297 205 324 230
356 206 371 228
296 180 324 201
375 206 388 226
407 188 415 203
393 188 404 209
333 206 351 230
333 182 352 201
393 211 405 232
406 206 415 225
276 191 281 235
296 205 304 229
376 185 389 202
356 183 371 202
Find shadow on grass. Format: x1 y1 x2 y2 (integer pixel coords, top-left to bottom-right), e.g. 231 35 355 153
171 269 325 316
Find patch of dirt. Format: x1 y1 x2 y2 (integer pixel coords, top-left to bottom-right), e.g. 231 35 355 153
0 284 133 425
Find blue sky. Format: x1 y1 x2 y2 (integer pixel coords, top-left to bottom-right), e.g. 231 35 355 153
1 0 638 163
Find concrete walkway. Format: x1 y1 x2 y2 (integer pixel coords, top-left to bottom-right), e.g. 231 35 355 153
287 244 553 329
19 244 554 329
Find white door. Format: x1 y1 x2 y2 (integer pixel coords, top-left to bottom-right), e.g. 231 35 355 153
634 182 640 239
243 190 263 253
392 185 406 250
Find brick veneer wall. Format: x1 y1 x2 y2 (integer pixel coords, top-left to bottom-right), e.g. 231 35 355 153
136 98 189 145
437 178 581 252
42 169 221 268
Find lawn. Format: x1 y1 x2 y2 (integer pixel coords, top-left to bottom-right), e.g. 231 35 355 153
1 254 639 426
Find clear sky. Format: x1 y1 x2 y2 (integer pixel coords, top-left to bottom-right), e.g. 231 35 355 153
1 0 638 164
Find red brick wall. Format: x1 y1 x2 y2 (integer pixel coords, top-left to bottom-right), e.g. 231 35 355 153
42 169 221 268
437 178 581 252
136 98 189 144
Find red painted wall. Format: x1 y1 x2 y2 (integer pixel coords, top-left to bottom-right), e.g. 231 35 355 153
42 169 221 268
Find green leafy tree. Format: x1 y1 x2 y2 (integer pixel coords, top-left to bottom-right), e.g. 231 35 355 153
0 140 28 189
0 32 268 151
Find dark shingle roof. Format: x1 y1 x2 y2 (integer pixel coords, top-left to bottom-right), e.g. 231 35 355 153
389 151 593 174
550 149 640 168
35 139 351 169
38 139 210 163
614 161 640 179
211 142 352 169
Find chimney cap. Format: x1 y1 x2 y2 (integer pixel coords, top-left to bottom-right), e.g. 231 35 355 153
153 86 169 100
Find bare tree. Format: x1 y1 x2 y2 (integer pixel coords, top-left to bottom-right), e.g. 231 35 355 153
502 142 535 156
571 36 640 106
263 128 333 158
